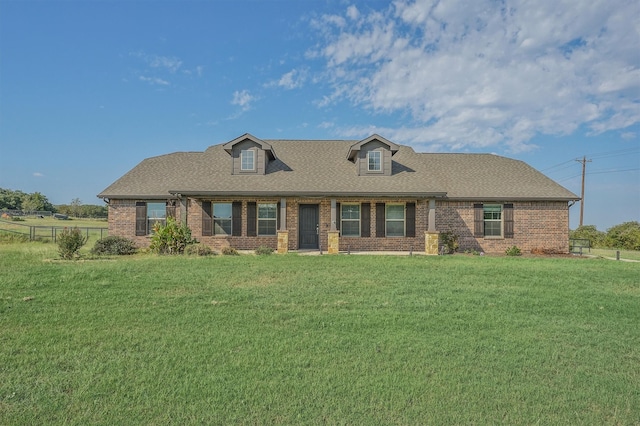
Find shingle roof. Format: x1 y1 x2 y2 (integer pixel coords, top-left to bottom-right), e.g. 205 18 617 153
97 138 578 201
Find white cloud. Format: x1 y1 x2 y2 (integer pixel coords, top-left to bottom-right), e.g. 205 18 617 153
273 68 308 90
131 52 183 73
310 0 640 151
139 76 170 86
231 90 256 111
33 172 44 177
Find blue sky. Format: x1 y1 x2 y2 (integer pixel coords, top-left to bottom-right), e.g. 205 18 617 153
1 0 638 230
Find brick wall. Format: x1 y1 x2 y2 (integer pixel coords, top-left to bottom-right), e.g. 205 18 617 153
108 198 570 253
435 200 570 253
107 199 183 248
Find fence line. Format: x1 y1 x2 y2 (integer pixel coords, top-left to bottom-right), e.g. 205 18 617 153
0 220 108 242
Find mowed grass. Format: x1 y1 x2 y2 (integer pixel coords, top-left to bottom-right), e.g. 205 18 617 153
1 244 638 425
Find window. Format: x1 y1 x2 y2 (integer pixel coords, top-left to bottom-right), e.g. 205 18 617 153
258 203 277 236
386 204 405 237
341 204 360 237
136 202 174 235
368 151 381 171
213 203 232 235
483 204 502 237
146 202 166 233
241 149 255 171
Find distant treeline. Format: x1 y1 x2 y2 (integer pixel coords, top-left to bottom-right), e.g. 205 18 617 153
0 188 107 218
570 222 640 251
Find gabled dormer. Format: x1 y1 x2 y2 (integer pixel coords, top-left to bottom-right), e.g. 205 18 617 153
347 134 399 176
223 133 277 175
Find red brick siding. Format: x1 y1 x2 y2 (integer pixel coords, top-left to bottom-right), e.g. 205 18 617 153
108 198 570 253
107 199 183 248
435 200 570 253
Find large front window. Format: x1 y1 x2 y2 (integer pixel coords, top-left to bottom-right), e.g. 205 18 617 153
258 203 277 235
368 151 381 171
241 149 255 171
213 203 232 235
484 204 502 237
341 204 360 236
386 204 405 237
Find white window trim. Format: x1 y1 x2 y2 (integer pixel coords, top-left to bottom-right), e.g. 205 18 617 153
341 203 361 237
367 150 382 172
257 203 277 236
213 202 232 236
483 204 503 238
386 203 405 237
240 149 255 171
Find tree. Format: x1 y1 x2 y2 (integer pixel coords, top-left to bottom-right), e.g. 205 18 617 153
0 188 27 210
70 198 82 217
569 225 606 248
21 192 55 212
604 221 640 251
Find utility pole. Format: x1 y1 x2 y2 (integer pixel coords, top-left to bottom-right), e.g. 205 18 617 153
576 156 591 227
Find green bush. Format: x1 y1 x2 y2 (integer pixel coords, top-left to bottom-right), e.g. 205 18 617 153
57 227 88 260
604 221 640 251
221 247 239 256
185 243 215 256
439 232 459 254
505 245 522 256
91 236 137 256
149 217 196 255
570 225 606 248
255 246 274 255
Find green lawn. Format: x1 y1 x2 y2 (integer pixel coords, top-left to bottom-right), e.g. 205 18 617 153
1 244 638 425
589 248 640 262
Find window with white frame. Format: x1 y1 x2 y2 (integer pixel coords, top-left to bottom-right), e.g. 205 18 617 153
341 204 360 237
386 204 405 237
483 204 502 237
146 202 166 233
241 149 255 171
258 203 277 235
368 150 381 171
213 203 232 235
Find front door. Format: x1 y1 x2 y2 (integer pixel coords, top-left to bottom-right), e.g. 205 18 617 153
298 204 319 249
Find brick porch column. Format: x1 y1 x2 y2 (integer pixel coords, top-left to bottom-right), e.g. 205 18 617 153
425 231 439 255
327 230 339 254
277 230 289 254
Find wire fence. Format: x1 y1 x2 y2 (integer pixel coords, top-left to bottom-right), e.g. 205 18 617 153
0 220 108 243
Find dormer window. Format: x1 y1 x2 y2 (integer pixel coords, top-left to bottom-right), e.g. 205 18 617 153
368 151 382 172
223 134 277 175
241 149 255 171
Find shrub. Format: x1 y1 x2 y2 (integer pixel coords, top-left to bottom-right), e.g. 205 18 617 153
221 247 239 256
604 221 640 251
57 227 88 260
439 232 459 254
505 245 522 256
255 246 274 255
570 225 605 248
185 243 215 256
91 236 137 256
149 217 196 254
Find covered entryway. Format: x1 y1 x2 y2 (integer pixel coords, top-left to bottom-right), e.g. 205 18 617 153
298 204 319 249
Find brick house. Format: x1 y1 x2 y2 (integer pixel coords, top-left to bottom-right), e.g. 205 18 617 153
97 133 579 254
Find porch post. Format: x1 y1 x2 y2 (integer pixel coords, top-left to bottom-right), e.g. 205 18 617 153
428 199 436 232
328 198 339 254
425 199 439 255
277 198 289 254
